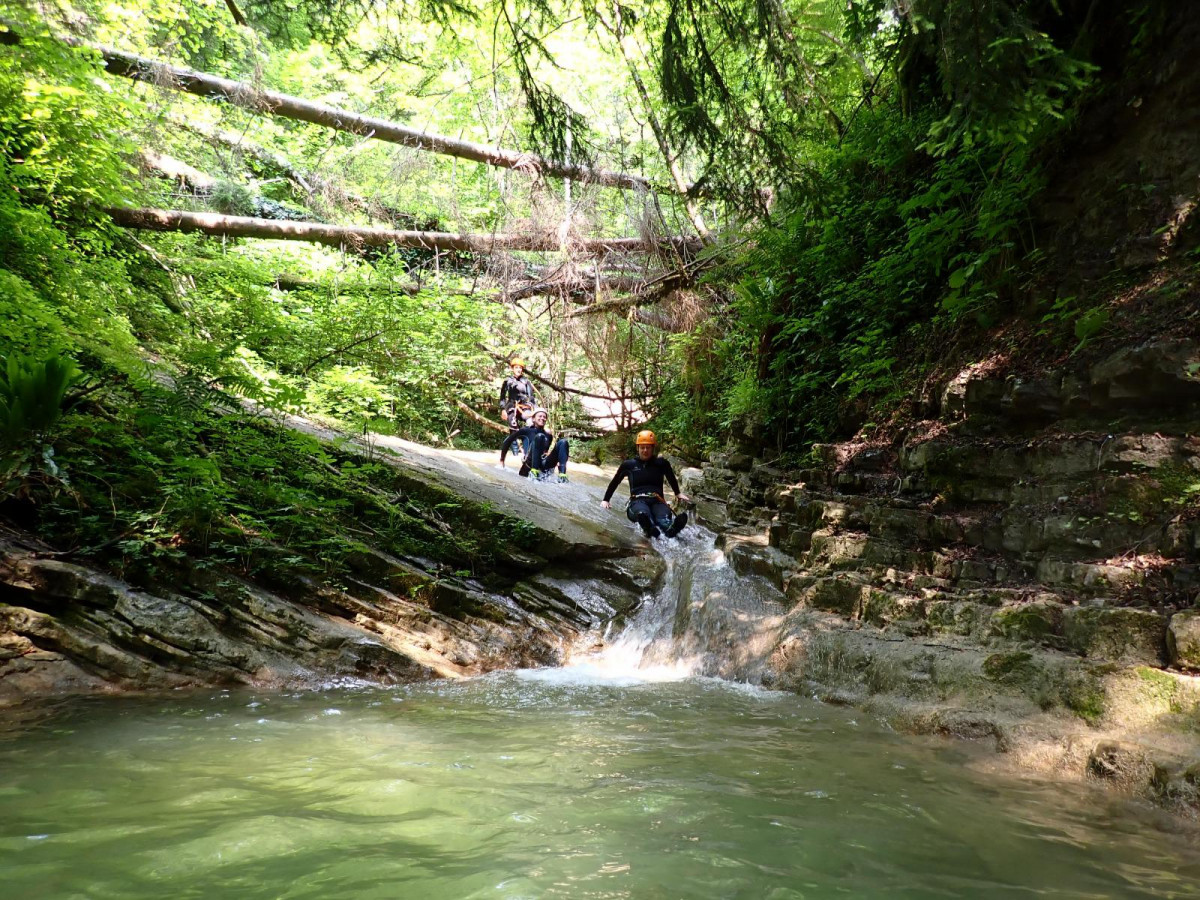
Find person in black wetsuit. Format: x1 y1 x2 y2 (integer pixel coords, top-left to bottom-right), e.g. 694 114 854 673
601 430 691 538
499 407 570 482
497 358 537 432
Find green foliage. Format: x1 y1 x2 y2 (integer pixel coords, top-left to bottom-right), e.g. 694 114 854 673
0 22 151 376
646 0 1155 455
306 365 395 429
911 0 1097 156
0 8 534 582
0 0 1173 573
210 180 258 217
0 353 80 453
663 99 1051 449
18 380 500 582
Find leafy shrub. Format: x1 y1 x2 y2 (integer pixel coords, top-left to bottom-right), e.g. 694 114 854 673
306 365 396 429
0 353 80 453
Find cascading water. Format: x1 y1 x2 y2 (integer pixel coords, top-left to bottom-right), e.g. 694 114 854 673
555 524 788 685
483 454 786 683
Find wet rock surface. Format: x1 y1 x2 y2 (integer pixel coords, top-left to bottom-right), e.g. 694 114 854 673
0 433 657 705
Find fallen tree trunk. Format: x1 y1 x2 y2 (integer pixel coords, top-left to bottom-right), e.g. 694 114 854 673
139 149 218 193
504 275 657 302
174 119 428 227
567 294 658 317
455 401 508 434
107 208 698 256
630 307 691 333
502 264 695 303
566 299 691 333
90 42 653 191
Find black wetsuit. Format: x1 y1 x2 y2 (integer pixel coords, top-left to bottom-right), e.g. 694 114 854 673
498 375 536 429
604 456 687 537
501 425 569 477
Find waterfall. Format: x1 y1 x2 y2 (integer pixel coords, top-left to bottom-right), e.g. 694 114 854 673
550 526 787 684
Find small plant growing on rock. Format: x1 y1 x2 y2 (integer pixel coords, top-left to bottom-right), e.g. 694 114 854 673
0 351 81 488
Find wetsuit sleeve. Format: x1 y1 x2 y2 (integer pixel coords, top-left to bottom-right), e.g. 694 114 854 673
603 461 631 502
498 378 510 409
663 460 681 496
500 430 518 463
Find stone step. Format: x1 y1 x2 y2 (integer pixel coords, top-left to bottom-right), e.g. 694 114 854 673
757 510 1197 606
780 571 1172 667
771 494 1194 563
899 433 1199 485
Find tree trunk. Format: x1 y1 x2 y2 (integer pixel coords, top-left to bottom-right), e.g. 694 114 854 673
106 207 700 256
454 401 508 434
138 149 218 193
173 118 429 227
91 42 654 191
504 274 666 302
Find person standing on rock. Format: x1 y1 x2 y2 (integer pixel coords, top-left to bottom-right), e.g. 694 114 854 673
500 407 570 482
601 430 690 538
498 357 537 434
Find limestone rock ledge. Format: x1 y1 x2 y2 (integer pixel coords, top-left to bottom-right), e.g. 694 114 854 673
691 339 1200 815
0 541 661 705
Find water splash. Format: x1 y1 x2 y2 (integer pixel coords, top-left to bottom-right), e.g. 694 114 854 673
556 523 786 685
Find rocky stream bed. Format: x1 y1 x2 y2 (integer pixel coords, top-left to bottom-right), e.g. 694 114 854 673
2 339 1199 817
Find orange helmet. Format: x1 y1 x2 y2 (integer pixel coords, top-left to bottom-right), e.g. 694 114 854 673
510 357 526 369
635 430 657 446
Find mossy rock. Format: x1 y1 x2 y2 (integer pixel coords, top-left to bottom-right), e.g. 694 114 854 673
927 600 990 637
1062 605 1167 665
1134 666 1185 712
1167 609 1200 670
989 602 1064 645
982 650 1037 683
804 576 867 616
1063 672 1108 725
861 590 927 632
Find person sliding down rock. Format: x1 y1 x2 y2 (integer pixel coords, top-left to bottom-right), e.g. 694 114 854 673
500 408 570 483
601 430 690 538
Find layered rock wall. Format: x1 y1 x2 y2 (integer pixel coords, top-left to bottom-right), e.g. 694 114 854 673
684 339 1200 810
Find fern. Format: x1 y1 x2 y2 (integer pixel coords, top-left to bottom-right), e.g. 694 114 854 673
0 352 80 451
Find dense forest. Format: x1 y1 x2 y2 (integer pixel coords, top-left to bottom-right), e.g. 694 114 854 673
1 0 1195 576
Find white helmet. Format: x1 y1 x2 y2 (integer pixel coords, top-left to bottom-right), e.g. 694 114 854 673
531 407 549 420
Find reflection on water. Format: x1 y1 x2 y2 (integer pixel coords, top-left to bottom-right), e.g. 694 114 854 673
1 676 1196 899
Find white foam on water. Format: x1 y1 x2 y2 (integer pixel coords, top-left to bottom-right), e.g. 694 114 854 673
520 653 701 687
550 524 732 684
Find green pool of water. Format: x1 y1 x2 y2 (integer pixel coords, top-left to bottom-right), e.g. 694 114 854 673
1 672 1196 899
